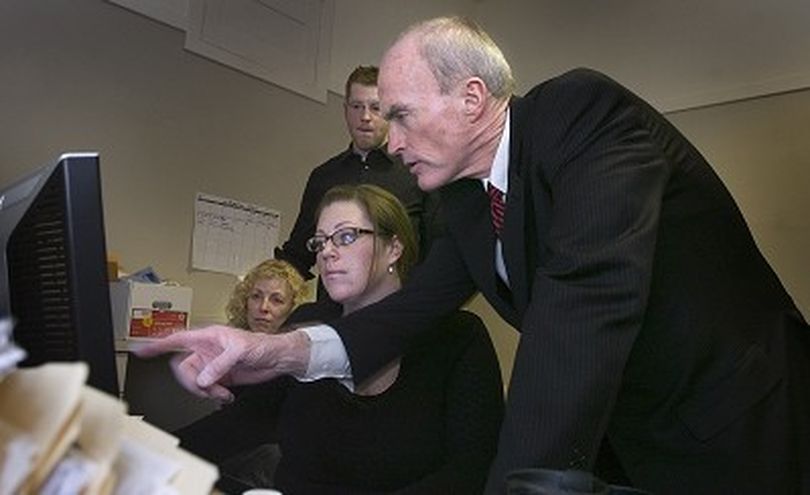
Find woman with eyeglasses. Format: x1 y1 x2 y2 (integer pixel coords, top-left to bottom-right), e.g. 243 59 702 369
175 184 504 494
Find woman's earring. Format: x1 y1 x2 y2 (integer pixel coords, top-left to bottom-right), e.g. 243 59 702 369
387 265 395 274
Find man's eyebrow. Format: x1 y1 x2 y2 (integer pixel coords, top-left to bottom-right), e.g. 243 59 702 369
384 104 407 121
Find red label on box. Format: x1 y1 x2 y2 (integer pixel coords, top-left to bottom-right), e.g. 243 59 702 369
129 309 188 337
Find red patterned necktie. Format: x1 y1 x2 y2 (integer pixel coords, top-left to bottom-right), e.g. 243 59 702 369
487 182 505 236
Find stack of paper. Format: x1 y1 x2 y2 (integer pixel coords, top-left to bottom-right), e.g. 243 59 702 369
0 362 218 494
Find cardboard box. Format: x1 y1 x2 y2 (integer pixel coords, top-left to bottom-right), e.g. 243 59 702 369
109 281 192 340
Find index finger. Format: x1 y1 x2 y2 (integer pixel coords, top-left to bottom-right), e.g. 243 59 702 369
170 353 234 403
196 342 245 388
131 331 199 358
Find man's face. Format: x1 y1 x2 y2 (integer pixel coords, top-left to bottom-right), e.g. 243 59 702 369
379 39 473 191
344 83 388 153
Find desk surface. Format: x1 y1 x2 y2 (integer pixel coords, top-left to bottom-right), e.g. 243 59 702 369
122 353 218 432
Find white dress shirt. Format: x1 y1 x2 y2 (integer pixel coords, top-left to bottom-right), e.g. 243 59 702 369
486 109 511 286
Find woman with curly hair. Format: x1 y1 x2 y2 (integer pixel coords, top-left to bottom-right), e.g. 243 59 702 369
226 259 308 334
172 260 307 487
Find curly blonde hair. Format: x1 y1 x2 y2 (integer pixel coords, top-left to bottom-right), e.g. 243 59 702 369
225 259 309 330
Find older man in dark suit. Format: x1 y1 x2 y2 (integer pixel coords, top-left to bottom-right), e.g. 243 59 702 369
141 16 810 495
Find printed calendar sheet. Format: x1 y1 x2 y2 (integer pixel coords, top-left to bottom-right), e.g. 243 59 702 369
192 192 280 276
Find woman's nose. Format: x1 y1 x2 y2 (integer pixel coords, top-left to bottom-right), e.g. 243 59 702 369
320 239 339 259
259 297 272 311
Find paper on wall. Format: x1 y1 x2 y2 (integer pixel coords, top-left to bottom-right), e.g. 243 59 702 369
191 192 280 277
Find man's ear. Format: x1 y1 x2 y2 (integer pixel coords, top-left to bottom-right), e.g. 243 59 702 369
462 77 487 118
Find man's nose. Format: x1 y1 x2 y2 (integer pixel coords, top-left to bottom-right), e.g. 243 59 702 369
387 126 404 155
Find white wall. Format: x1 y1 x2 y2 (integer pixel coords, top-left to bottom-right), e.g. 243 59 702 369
327 0 810 111
471 0 810 111
1 0 808 386
1 0 347 324
118 0 810 111
668 91 810 316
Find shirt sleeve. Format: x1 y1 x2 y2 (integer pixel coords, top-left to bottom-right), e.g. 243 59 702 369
299 324 354 391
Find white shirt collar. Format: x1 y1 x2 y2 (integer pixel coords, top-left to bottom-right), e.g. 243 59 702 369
484 108 510 193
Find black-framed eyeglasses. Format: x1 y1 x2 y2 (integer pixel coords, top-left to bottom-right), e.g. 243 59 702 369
306 227 376 253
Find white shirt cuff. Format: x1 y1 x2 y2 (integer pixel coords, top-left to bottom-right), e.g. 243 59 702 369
299 324 354 391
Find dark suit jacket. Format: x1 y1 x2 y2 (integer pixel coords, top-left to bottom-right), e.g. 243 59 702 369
332 69 810 494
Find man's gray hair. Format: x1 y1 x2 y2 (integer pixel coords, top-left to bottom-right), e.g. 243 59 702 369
400 16 515 100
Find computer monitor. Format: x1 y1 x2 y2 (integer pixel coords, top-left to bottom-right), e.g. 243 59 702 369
0 152 119 396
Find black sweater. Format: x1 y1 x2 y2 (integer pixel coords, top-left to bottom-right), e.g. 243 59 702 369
176 304 504 494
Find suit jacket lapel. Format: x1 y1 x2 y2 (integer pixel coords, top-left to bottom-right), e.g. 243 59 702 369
441 179 518 323
501 100 534 316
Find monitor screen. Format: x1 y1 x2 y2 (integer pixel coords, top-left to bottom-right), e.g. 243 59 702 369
0 152 119 396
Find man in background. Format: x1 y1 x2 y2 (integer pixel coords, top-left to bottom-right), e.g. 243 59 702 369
274 66 440 284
